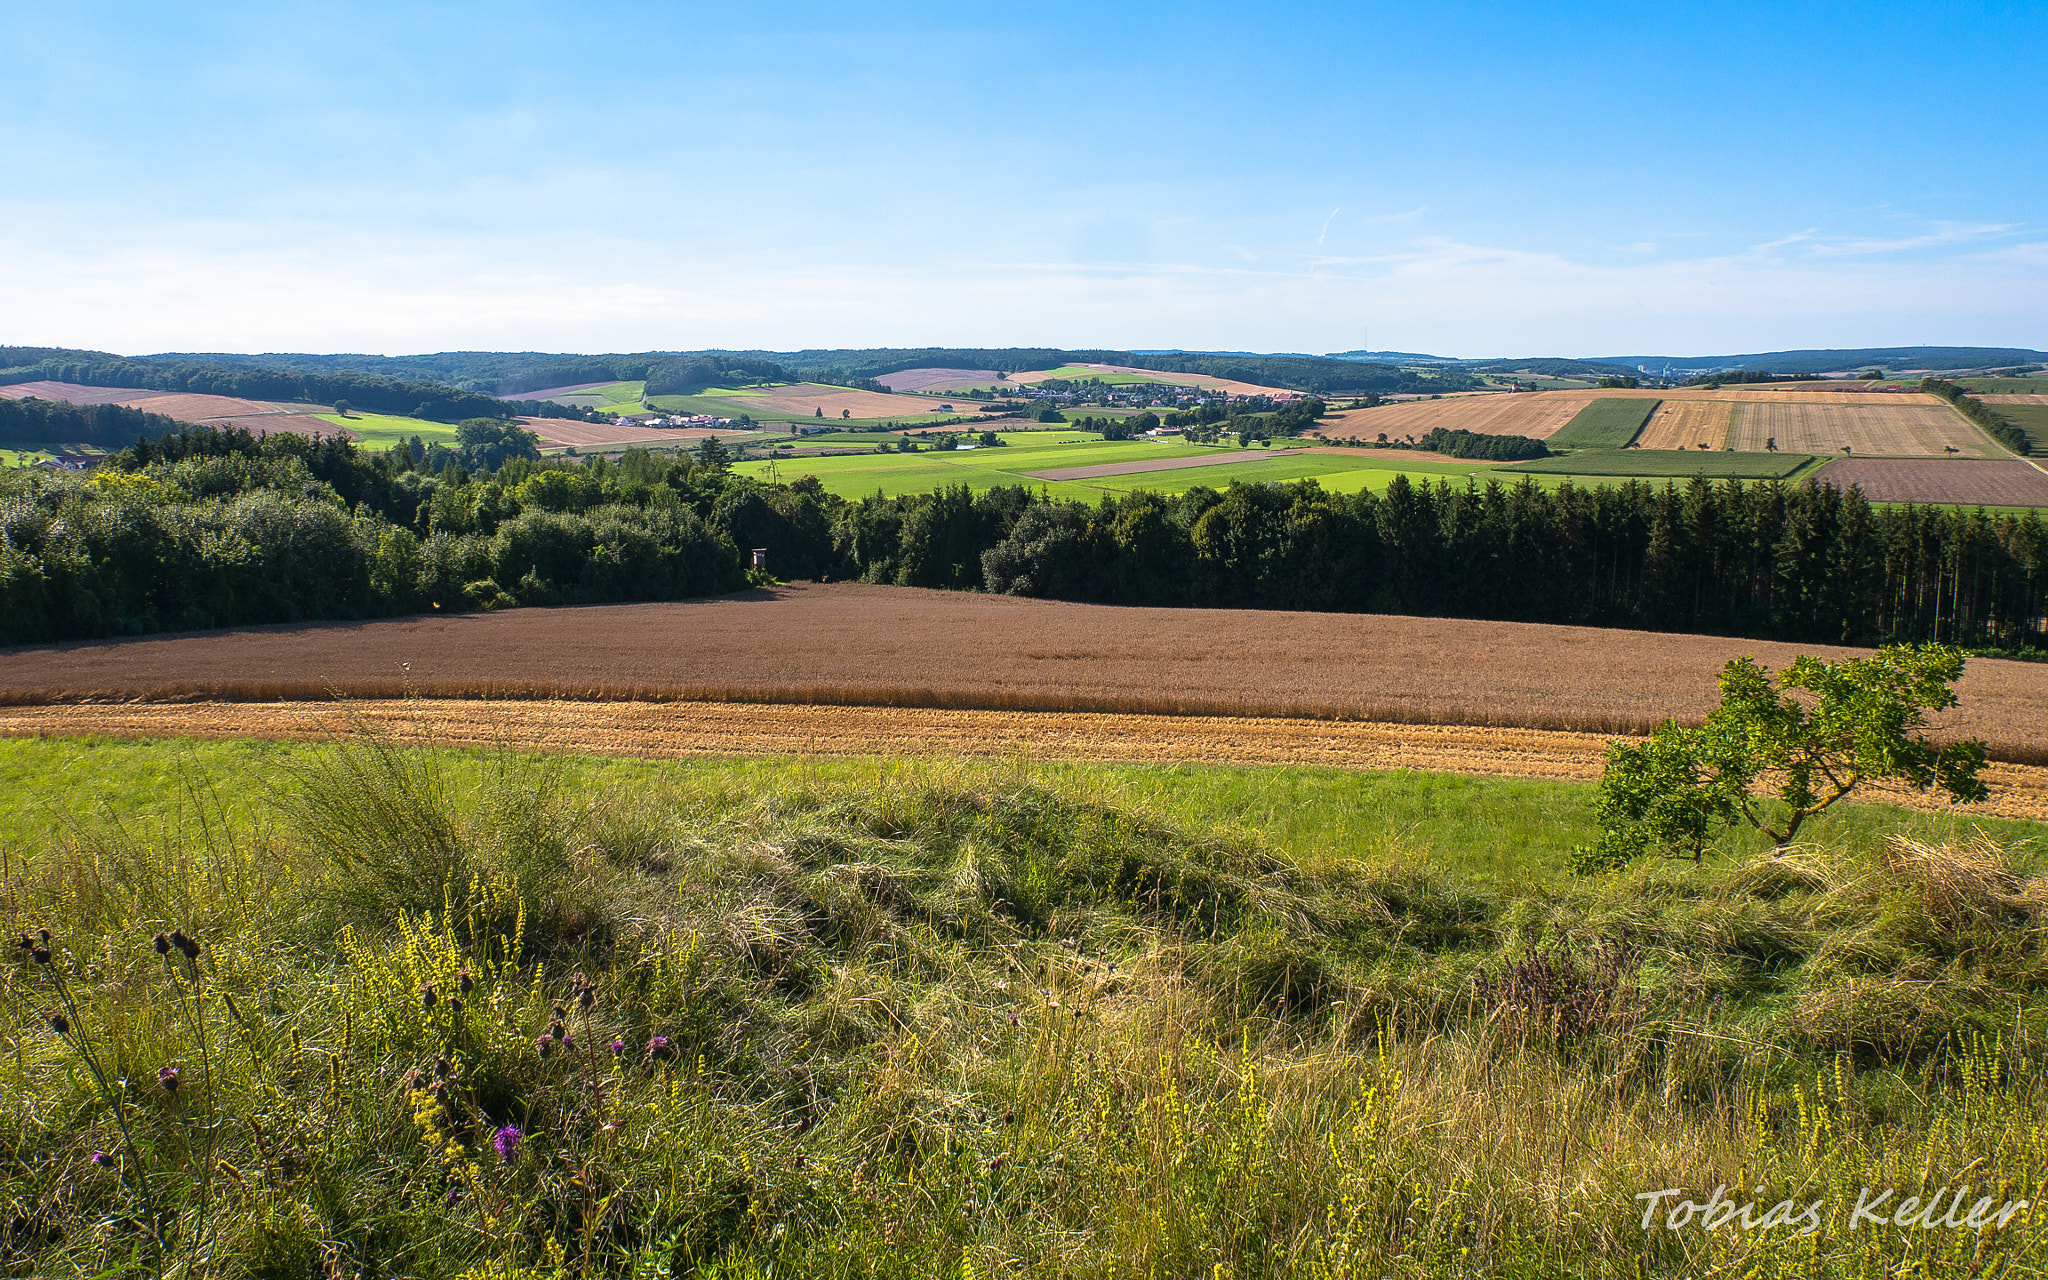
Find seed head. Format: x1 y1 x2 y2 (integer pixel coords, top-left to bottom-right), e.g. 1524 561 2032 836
578 986 596 1011
47 1012 70 1035
152 932 171 956
90 1151 114 1169
157 1065 181 1094
30 947 50 966
168 929 200 960
447 997 464 1017
420 984 438 1010
433 1055 452 1078
457 969 474 993
547 1021 565 1043
536 1035 554 1059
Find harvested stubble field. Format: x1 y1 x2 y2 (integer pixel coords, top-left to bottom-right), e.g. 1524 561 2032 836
1727 396 1991 456
1316 392 1596 442
1634 398 1733 450
3 582 2044 761
1324 388 1994 460
6 697 2046 822
1813 457 2048 507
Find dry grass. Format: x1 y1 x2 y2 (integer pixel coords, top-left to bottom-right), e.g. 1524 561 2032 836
4 583 2044 759
0 382 342 437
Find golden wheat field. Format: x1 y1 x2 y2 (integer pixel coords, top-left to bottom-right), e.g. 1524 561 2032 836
1727 397 1992 456
4 583 2045 759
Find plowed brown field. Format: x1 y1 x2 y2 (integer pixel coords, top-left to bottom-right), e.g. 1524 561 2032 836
5 699 2043 821
1813 458 2048 507
0 381 342 436
520 418 723 448
4 583 2044 761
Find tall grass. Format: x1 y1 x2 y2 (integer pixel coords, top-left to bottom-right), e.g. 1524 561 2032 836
0 726 2044 1276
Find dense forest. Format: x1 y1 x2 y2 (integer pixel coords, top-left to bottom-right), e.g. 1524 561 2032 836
0 397 187 450
1 424 2043 651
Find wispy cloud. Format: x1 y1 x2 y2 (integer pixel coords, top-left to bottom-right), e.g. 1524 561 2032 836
1316 207 1339 246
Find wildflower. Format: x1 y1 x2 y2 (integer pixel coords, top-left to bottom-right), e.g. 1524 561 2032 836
646 1035 673 1061
492 1125 521 1161
90 1152 114 1169
610 1037 626 1057
158 1065 181 1094
169 929 200 960
153 932 171 956
536 1035 554 1059
457 969 474 993
547 1021 565 1043
560 1033 576 1052
47 1012 69 1035
445 1188 460 1206
420 984 438 1010
578 986 596 1012
448 996 464 1017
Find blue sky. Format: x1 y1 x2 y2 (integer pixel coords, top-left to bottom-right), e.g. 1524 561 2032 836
3 0 2042 357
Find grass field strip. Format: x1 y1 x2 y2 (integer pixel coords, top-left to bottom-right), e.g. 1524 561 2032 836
4 699 2044 822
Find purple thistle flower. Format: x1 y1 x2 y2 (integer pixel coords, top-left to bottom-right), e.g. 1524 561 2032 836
610 1037 626 1057
536 1035 554 1059
646 1034 673 1061
445 1188 461 1207
157 1065 181 1094
493 1125 521 1161
90 1151 114 1169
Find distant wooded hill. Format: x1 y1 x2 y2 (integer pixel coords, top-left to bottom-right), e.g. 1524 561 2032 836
1602 347 2048 374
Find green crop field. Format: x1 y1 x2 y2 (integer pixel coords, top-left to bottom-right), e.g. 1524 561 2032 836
1993 403 2048 452
1548 397 1660 448
1512 449 1819 479
318 412 462 449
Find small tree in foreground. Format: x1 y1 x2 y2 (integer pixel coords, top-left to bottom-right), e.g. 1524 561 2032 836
1582 644 1988 869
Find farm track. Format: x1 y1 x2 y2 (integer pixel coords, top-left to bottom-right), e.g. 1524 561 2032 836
5 698 2045 822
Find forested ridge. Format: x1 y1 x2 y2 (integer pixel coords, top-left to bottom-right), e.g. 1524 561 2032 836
2 424 2043 650
0 352 599 424
5 346 1474 402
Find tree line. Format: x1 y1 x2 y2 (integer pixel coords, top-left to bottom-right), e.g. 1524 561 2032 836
1 425 2043 651
1922 378 2032 455
0 397 186 449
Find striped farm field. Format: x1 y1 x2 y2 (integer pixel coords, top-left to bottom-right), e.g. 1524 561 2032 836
1315 392 1596 442
1727 396 1991 456
1319 387 1991 458
1635 399 1734 449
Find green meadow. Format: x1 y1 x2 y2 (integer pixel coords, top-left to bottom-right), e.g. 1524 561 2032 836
318 412 462 448
5 728 2046 1277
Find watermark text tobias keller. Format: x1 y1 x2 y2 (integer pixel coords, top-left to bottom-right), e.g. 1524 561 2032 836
1636 1185 2029 1236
